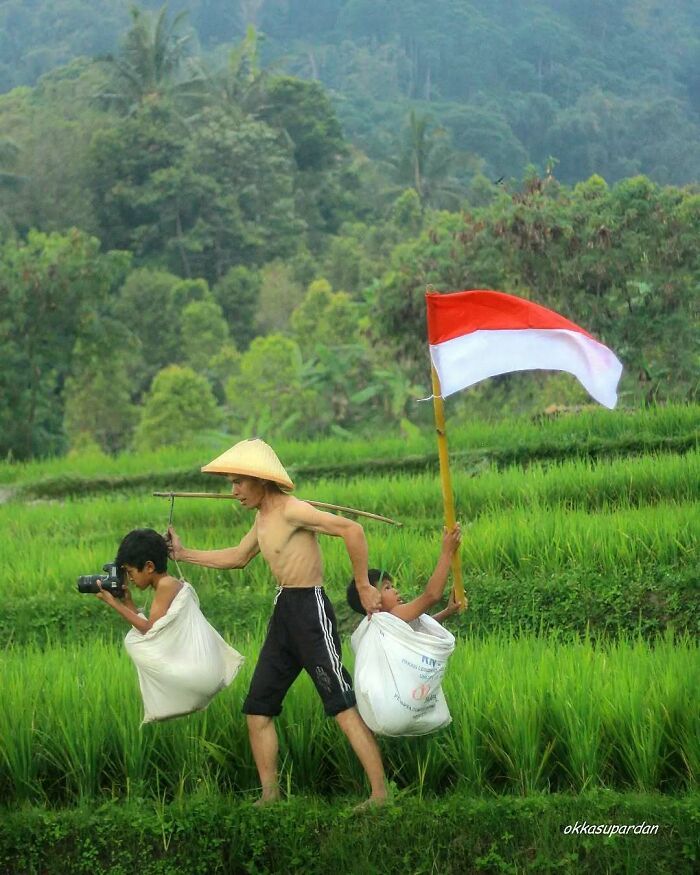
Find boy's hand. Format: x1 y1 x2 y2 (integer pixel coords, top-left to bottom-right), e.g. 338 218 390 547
95 580 117 606
166 525 183 559
122 582 136 609
445 590 460 615
442 523 462 555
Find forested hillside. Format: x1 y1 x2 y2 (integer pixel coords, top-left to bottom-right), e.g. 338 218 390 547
0 2 698 461
2 0 700 184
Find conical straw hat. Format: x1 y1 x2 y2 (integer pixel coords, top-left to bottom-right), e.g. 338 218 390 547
201 439 294 491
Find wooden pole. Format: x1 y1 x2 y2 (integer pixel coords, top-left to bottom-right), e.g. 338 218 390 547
152 492 402 527
430 365 467 610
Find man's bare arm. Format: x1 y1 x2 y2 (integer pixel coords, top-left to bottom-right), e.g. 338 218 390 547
168 522 260 569
284 500 381 613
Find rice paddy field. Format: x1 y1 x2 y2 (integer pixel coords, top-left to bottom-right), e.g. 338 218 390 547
1 403 699 873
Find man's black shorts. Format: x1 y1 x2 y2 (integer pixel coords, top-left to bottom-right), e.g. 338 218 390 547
242 586 356 717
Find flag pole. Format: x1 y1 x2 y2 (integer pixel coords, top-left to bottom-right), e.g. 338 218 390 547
430 364 467 611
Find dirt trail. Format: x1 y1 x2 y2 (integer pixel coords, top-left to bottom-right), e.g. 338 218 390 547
0 487 14 504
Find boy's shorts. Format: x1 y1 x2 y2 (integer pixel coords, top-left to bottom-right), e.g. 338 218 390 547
242 586 356 717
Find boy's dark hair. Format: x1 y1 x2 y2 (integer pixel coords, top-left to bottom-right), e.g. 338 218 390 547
346 568 392 615
116 528 169 573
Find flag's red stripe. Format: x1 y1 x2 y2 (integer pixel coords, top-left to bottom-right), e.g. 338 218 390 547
426 290 593 344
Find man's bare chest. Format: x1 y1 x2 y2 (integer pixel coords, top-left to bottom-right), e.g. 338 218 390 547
256 517 317 562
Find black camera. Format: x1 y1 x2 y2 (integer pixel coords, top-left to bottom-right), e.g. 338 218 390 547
77 562 125 597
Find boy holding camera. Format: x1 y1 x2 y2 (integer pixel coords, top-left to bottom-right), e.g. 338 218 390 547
95 528 183 633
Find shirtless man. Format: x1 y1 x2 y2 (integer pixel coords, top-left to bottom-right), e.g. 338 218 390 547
167 438 386 805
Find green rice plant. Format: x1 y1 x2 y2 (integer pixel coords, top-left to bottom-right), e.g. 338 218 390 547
309 449 700 520
599 638 670 792
478 638 559 795
275 672 329 795
379 733 453 799
0 653 47 804
36 646 115 801
101 662 159 798
441 645 495 792
2 493 697 646
1 630 697 805
1 442 696 604
673 697 700 790
2 403 697 488
544 647 610 792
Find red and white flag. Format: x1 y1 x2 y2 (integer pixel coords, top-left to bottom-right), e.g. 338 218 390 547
426 290 623 409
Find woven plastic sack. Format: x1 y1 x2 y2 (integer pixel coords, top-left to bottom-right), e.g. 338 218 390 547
350 611 455 736
124 581 244 724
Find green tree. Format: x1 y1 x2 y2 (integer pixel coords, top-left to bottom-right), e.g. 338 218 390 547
291 279 359 349
390 111 465 210
98 3 195 115
225 334 323 437
0 229 130 459
212 265 261 350
89 102 303 282
255 262 304 335
63 342 137 454
109 267 183 398
133 364 221 451
374 172 700 405
180 298 230 373
2 60 105 236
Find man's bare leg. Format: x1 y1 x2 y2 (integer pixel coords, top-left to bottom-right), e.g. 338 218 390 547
335 707 387 804
247 714 281 804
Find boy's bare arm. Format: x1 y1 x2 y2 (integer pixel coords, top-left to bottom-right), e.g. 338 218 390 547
390 525 461 623
168 522 260 569
432 591 460 623
284 500 381 613
95 577 182 634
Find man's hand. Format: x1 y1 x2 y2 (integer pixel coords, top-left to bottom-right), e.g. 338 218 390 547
357 582 381 614
167 525 183 560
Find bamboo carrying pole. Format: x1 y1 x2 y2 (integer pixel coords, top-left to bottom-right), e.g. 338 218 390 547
152 492 402 527
430 365 467 610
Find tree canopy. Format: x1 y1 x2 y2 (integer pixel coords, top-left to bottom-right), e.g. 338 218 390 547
0 4 697 459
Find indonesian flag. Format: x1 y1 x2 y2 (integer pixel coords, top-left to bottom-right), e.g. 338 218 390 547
426 290 623 409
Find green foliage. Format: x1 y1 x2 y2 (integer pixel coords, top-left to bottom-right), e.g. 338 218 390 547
180 298 230 373
224 333 323 437
109 267 183 398
376 173 700 406
291 279 358 348
0 229 130 459
260 75 345 173
254 261 304 335
389 111 466 209
98 4 195 115
4 0 700 189
1 792 698 875
2 6 700 459
133 365 220 451
211 265 260 350
63 342 137 455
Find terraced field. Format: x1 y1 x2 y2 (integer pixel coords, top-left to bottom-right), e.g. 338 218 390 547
1 404 698 873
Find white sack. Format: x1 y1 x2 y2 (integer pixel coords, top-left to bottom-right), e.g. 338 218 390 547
124 581 244 724
350 612 455 736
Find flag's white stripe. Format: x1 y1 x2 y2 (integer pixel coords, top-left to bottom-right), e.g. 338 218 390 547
430 328 623 409
315 588 351 692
